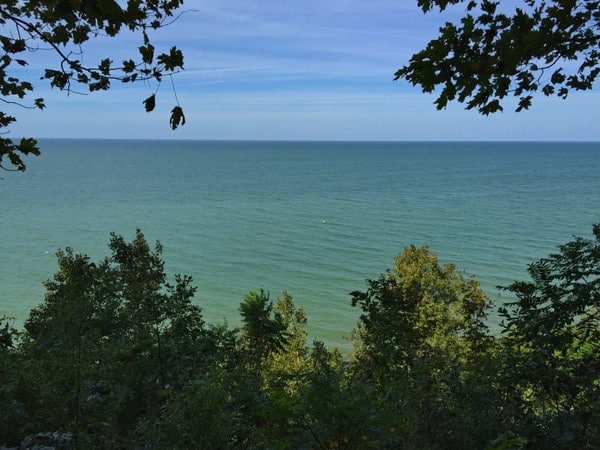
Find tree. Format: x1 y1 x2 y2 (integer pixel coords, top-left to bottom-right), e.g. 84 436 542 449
239 290 289 358
144 293 310 449
351 245 491 373
498 224 600 448
9 230 207 447
396 1 600 114
350 245 501 449
1 0 187 172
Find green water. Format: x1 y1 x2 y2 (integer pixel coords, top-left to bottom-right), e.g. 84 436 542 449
1 139 599 347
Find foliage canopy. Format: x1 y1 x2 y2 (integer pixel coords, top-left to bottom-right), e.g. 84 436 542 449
0 0 186 172
1 225 600 448
396 0 600 114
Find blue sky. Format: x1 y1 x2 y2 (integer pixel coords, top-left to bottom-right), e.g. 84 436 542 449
9 1 600 141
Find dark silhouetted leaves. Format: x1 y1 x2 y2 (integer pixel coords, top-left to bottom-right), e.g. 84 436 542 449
1 0 186 171
158 47 184 71
169 105 186 129
143 94 156 112
397 0 600 113
139 43 155 65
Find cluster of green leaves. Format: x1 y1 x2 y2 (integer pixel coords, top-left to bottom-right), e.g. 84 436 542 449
1 225 599 448
349 244 502 449
396 0 600 114
497 224 600 448
1 230 215 447
0 1 186 172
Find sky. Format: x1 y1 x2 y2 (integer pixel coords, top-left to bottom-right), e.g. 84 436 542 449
8 0 600 141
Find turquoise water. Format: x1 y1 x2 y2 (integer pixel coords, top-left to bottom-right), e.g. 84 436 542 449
1 140 599 347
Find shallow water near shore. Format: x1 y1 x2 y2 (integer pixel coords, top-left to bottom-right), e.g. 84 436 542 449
1 139 599 348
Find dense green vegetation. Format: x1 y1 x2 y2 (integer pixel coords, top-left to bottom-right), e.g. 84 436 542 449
3 3 598 448
1 225 599 449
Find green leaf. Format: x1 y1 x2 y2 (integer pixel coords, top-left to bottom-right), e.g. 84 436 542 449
157 47 184 71
557 87 569 98
169 105 185 129
551 69 566 84
139 44 155 65
72 24 91 45
542 84 554 96
143 94 156 112
18 138 40 156
98 58 112 75
51 25 70 44
516 95 532 112
89 76 110 91
34 98 45 110
122 59 136 73
43 69 70 90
